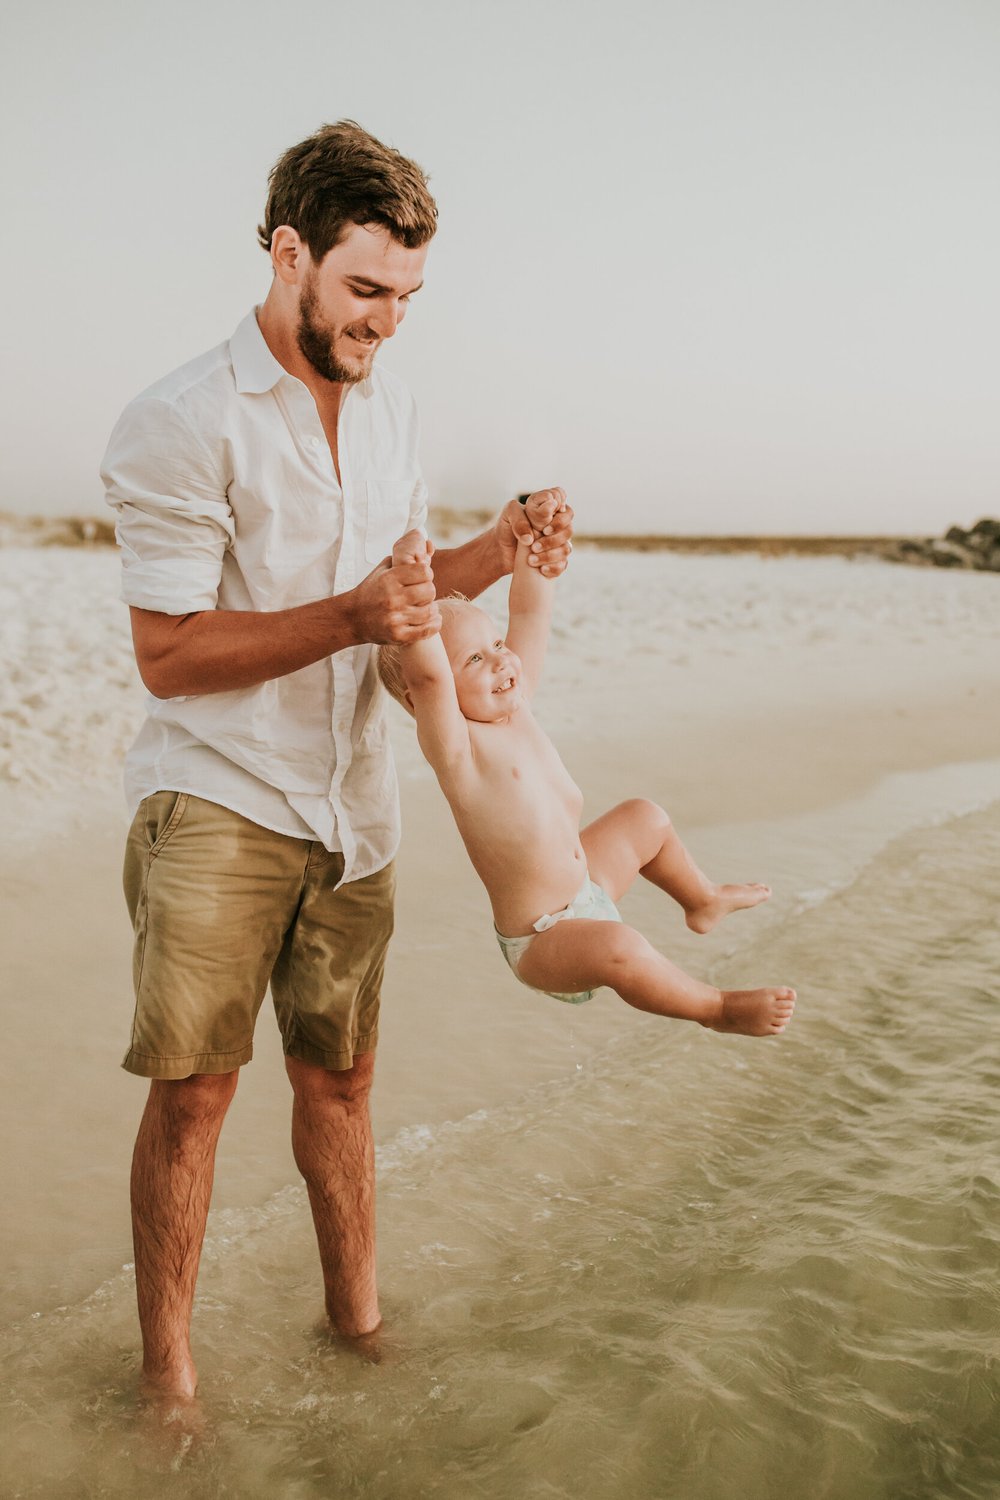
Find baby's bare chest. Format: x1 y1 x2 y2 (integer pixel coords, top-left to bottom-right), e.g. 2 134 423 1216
466 715 582 817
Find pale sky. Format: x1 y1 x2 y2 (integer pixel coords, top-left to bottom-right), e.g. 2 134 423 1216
2 0 998 534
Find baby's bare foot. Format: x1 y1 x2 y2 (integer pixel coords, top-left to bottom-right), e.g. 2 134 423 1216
686 882 771 935
706 986 796 1036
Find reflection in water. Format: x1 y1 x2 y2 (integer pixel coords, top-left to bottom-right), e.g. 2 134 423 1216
2 804 1000 1499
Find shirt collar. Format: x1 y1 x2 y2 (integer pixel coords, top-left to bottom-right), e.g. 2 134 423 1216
230 306 375 400
230 308 288 395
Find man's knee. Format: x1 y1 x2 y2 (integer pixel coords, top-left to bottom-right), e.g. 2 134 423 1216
286 1051 375 1110
148 1070 239 1131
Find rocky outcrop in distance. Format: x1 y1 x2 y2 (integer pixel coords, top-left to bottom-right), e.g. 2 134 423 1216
890 518 1000 571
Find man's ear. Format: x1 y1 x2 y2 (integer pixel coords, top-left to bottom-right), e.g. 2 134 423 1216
403 688 415 714
270 225 306 286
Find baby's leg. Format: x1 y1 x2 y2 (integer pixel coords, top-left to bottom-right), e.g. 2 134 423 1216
516 919 795 1037
581 799 770 934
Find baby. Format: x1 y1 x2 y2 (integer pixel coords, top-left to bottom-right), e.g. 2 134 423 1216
378 492 796 1035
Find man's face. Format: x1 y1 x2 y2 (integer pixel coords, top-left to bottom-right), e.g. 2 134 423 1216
297 222 428 385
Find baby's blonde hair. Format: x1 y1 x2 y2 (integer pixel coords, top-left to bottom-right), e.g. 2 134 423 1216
376 594 472 711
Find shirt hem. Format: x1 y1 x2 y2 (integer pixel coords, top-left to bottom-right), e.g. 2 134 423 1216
125 782 342 851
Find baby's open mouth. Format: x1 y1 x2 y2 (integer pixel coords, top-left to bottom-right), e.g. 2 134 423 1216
493 675 516 693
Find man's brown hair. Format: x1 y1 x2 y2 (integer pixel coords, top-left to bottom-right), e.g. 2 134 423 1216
257 120 438 260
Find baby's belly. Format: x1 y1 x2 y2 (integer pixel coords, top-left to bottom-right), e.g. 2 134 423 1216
480 832 590 939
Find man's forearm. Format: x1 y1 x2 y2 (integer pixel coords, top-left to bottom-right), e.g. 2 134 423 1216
131 594 362 699
430 527 508 601
132 545 439 699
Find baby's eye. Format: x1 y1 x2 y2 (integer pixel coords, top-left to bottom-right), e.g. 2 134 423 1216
467 653 482 665
494 640 505 650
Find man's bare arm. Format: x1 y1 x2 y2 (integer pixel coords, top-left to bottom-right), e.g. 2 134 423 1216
431 493 574 600
131 554 437 698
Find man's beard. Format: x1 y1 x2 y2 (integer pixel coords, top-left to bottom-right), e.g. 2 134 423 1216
297 273 376 385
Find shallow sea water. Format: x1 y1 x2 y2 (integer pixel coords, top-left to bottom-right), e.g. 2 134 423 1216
3 799 999 1499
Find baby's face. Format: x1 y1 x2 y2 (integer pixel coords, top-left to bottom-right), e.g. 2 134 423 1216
441 605 524 722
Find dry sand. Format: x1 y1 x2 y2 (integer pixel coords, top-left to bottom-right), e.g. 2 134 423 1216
1 541 998 1320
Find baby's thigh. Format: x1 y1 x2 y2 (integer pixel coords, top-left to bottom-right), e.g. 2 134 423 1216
517 919 647 993
580 799 670 901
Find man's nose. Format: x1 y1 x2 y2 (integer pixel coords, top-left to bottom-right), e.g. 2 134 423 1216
368 299 406 339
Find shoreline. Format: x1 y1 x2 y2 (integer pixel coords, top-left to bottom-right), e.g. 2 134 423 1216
5 746 1000 1326
5 774 998 1495
574 533 905 556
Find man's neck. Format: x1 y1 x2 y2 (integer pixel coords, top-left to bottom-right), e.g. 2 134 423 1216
256 293 347 424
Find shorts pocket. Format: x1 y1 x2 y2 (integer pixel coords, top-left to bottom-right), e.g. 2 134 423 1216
364 477 420 563
142 791 190 856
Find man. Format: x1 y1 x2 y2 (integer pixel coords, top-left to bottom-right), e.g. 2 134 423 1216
102 120 573 1402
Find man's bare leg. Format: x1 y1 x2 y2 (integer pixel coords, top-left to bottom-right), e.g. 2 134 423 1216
130 1070 239 1401
581 799 771 932
285 1052 380 1339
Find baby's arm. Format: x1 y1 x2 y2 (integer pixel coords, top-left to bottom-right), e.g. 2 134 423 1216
506 488 565 696
393 532 472 772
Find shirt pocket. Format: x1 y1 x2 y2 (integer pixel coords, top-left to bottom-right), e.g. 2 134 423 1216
364 477 420 564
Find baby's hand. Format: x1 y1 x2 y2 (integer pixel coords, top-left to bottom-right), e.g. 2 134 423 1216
392 529 433 568
523 488 565 535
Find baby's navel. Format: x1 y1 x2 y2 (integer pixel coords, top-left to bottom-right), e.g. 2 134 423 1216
511 766 520 779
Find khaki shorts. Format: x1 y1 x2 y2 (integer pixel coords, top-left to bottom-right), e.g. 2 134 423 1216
122 792 395 1079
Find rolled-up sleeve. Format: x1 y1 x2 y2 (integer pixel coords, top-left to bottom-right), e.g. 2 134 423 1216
102 397 234 613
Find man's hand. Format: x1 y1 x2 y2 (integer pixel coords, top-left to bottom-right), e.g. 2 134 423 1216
496 488 574 578
347 533 441 645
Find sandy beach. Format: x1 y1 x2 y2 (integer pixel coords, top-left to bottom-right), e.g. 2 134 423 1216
2 538 998 1303
2 536 999 1496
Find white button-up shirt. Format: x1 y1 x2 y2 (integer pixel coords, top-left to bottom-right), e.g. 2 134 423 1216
102 308 428 882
